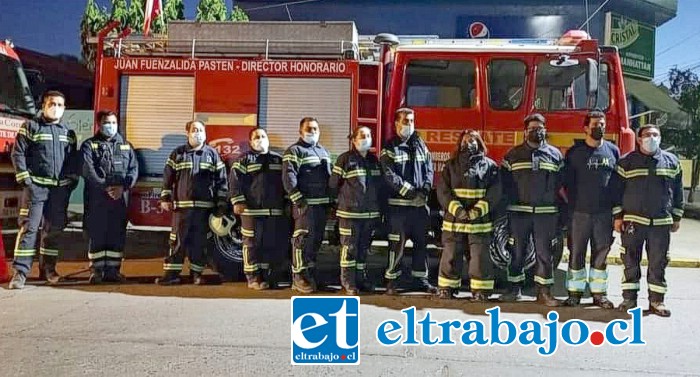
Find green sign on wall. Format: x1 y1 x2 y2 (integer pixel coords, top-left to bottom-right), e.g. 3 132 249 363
605 12 656 80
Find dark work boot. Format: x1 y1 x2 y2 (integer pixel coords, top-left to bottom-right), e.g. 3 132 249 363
340 268 358 295
500 285 522 302
89 270 103 285
44 269 61 285
292 273 314 294
436 288 456 300
618 298 638 313
155 272 181 285
103 269 125 284
356 270 375 293
536 285 562 307
385 279 399 296
564 293 582 307
412 277 438 294
592 294 615 309
470 291 490 303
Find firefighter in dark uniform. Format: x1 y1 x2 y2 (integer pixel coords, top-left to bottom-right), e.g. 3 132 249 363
380 107 436 295
80 110 139 284
436 130 501 301
500 113 564 306
230 127 288 290
9 91 79 290
561 111 618 308
283 117 332 294
612 124 683 317
156 120 228 285
329 126 383 295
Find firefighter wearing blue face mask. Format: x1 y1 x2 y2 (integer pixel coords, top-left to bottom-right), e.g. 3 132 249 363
80 110 138 283
611 124 684 317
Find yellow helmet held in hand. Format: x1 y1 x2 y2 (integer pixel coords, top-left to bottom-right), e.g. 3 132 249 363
209 214 236 237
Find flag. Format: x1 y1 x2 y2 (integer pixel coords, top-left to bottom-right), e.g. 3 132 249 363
143 0 163 36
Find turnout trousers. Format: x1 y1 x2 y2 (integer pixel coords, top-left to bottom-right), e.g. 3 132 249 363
85 189 128 274
508 212 558 287
291 204 328 274
240 214 289 276
620 222 671 303
13 184 71 275
566 211 613 295
438 231 494 293
384 206 429 281
162 208 210 275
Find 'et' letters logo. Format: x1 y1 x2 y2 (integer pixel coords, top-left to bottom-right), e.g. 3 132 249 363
291 296 360 365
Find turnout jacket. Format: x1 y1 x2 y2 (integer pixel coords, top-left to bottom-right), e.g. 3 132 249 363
329 149 384 219
282 139 332 205
380 133 434 207
80 133 138 191
437 152 501 234
12 116 79 187
562 140 620 214
501 142 564 214
611 149 684 225
160 144 228 210
229 150 286 216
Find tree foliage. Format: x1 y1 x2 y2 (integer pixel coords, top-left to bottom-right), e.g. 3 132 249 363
196 0 228 22
230 5 250 22
110 0 130 32
664 67 700 201
80 0 109 72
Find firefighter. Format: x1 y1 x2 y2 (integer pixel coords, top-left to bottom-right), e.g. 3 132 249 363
329 126 383 295
9 91 79 290
612 124 683 317
561 111 618 308
283 117 332 294
156 120 228 285
436 130 500 301
500 113 564 307
229 127 288 290
380 107 436 295
80 110 139 284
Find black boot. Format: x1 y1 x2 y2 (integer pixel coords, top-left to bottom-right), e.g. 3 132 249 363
470 291 490 303
89 270 103 284
191 272 205 286
618 298 637 312
649 301 671 317
340 268 358 295
436 287 456 300
412 277 438 294
500 285 522 302
155 271 181 285
103 269 125 283
385 279 399 295
356 270 375 293
592 294 615 309
246 273 269 290
292 273 314 294
44 269 61 285
564 293 582 307
536 285 562 307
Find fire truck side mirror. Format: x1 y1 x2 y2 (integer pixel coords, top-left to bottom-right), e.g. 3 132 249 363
374 33 400 46
586 58 599 95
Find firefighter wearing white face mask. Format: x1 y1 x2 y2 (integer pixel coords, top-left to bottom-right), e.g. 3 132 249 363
80 110 138 284
156 120 228 285
282 117 332 293
610 124 684 317
229 128 288 290
9 91 80 290
329 127 384 295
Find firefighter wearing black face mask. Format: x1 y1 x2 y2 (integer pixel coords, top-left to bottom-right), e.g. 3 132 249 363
561 111 618 308
500 113 565 307
436 130 501 301
610 124 683 317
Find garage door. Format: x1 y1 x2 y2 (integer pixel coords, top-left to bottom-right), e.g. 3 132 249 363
258 77 351 160
119 75 195 176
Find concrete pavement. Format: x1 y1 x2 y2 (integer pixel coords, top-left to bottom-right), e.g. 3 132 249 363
1 265 700 376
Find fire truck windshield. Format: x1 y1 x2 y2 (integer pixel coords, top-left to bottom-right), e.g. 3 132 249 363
534 59 609 111
0 53 36 117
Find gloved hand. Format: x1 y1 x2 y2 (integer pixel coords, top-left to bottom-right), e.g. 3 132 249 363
455 208 469 222
160 201 172 212
404 188 417 200
233 203 247 216
295 198 309 217
215 201 228 217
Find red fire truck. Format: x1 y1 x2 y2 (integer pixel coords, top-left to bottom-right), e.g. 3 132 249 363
93 22 634 242
0 39 35 225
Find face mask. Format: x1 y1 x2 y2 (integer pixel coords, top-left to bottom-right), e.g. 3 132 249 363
100 122 118 138
251 138 269 153
44 106 64 121
189 132 206 147
590 127 605 141
528 129 546 144
399 125 414 139
641 136 660 154
354 138 372 152
303 132 319 145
